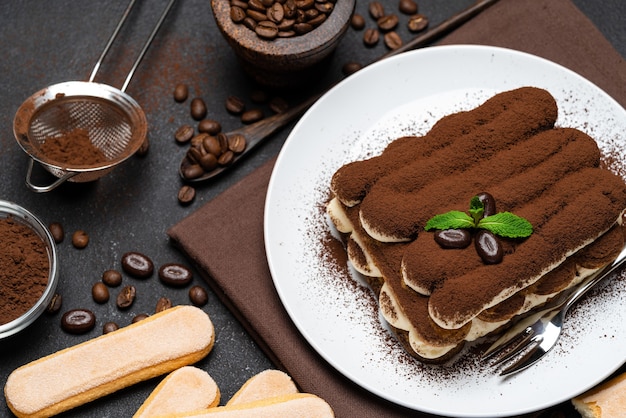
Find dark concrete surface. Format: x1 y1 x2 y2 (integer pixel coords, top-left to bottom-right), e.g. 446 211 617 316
0 0 623 416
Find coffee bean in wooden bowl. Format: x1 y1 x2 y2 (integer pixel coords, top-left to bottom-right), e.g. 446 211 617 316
211 0 355 88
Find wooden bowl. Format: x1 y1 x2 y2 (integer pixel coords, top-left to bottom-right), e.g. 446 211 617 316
211 0 355 88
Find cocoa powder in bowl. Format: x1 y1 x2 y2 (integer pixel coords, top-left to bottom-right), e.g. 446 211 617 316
0 200 58 338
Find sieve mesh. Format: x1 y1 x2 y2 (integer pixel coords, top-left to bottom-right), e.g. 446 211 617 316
28 97 134 163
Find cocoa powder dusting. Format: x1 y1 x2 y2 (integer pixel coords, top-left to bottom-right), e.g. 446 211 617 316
39 128 107 166
0 217 49 325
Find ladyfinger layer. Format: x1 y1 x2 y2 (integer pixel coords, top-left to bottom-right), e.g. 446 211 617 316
4 305 215 418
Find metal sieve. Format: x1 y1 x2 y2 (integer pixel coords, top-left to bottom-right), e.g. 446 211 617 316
13 0 175 193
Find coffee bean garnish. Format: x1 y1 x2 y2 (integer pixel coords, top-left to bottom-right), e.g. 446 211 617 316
61 309 96 334
72 230 89 249
48 222 64 243
121 251 154 279
116 285 136 309
434 229 472 249
475 230 503 264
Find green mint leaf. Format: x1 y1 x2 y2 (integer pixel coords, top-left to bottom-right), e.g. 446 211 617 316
424 210 475 231
477 212 533 238
468 196 484 225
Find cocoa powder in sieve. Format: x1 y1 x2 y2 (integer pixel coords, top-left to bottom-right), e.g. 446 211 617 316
40 128 107 166
0 217 49 325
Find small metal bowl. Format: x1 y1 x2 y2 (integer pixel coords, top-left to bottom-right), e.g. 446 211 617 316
0 200 59 339
211 0 355 88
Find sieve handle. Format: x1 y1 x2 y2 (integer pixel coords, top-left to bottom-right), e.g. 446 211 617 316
121 0 177 92
89 0 138 83
25 159 77 193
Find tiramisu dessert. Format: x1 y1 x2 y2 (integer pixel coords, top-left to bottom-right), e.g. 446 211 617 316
327 87 626 363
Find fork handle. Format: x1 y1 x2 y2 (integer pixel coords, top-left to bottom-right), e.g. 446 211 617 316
562 245 626 312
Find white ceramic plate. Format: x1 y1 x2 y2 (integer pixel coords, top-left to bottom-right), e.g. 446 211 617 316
264 45 626 417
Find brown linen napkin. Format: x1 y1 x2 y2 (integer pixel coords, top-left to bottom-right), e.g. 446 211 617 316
168 0 626 416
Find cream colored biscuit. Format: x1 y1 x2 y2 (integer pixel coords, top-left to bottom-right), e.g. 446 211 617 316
134 366 220 418
4 305 215 418
226 369 298 406
155 393 334 418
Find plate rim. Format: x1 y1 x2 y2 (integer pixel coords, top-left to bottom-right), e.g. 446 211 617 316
264 44 626 417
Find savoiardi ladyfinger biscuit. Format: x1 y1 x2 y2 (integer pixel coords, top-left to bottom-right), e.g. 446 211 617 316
4 305 215 418
153 393 334 418
134 366 220 418
226 369 298 406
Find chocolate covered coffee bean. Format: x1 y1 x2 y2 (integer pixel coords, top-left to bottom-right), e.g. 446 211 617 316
476 192 497 217
121 252 154 279
475 230 503 264
434 229 471 249
159 263 193 287
61 309 96 334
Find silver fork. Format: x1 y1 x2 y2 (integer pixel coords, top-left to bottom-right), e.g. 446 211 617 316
482 245 626 376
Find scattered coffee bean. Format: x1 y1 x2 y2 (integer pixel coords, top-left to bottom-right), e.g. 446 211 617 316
241 108 264 124
132 313 149 323
103 321 119 334
72 230 89 249
476 192 497 217
182 163 204 180
268 97 289 114
48 222 64 243
228 134 247 153
383 31 403 49
121 251 154 279
203 135 223 156
189 285 209 307
218 150 235 166
175 124 195 144
159 263 193 287
46 293 63 314
398 0 418 15
342 61 363 76
377 14 399 31
116 285 136 309
225 95 246 114
198 119 222 135
178 185 196 206
190 97 208 120
363 28 380 47
368 1 385 19
61 308 96 334
199 153 219 171
102 269 122 287
155 297 173 313
350 13 365 30
136 137 150 157
434 229 472 249
250 89 269 103
91 282 110 304
173 83 189 102
407 13 428 32
475 230 503 264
